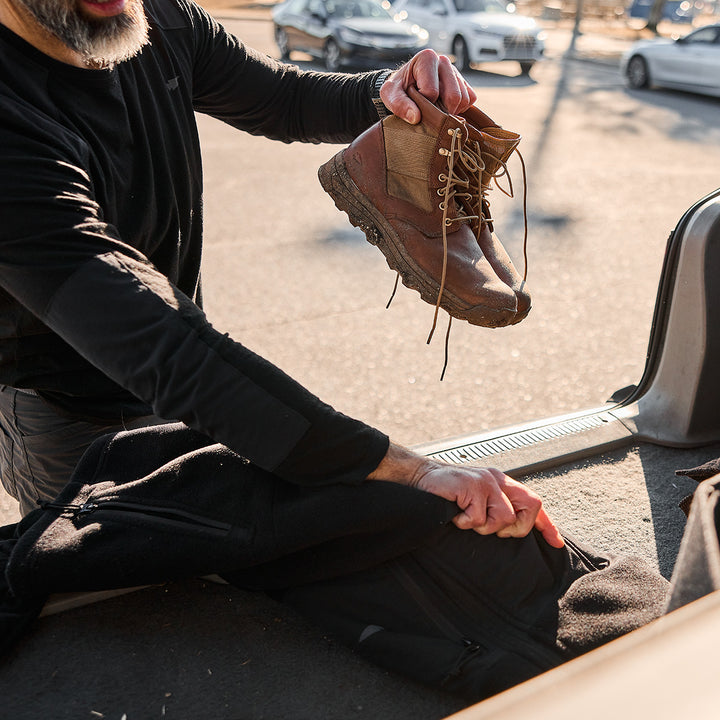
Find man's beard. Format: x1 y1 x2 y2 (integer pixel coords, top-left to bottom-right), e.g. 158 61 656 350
14 0 150 68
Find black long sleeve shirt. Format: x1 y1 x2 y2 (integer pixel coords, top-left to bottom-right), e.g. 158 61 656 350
0 0 389 485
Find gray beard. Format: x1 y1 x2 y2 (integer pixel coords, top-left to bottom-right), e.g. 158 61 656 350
14 0 150 68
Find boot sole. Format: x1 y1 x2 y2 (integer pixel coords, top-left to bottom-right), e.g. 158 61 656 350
318 151 517 328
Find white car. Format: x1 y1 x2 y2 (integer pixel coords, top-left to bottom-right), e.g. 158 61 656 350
621 23 720 98
391 0 545 74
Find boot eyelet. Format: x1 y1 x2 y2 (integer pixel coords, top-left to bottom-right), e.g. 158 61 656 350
438 174 447 182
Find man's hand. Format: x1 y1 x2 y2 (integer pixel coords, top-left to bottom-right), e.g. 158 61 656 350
367 443 564 549
379 48 477 124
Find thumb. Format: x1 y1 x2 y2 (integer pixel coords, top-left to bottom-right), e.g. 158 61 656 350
381 77 421 124
534 507 565 548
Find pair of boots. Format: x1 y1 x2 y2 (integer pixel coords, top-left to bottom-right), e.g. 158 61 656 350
318 86 529 333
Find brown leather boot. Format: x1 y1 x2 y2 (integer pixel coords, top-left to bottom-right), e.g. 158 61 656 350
318 87 518 329
456 104 531 322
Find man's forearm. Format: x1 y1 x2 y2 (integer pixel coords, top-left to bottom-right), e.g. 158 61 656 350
366 442 430 487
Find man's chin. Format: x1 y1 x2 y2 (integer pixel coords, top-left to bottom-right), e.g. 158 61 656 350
15 0 149 68
83 29 150 68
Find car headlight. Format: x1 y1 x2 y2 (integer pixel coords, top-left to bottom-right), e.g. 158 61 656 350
414 26 429 43
338 27 365 44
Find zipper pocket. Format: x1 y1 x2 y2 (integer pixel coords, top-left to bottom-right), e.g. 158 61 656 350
391 556 564 671
41 498 235 536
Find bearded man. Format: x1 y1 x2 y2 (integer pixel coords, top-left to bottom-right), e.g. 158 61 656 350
0 0 562 548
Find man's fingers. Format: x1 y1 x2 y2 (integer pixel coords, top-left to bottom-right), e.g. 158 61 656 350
380 50 479 123
453 484 516 533
534 506 565 548
412 49 441 102
435 55 475 114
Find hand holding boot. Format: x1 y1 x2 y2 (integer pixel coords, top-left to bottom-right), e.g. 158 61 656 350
379 48 477 124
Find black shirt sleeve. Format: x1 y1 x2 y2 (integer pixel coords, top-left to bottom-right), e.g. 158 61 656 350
0 2 391 485
0 143 387 484
182 0 382 143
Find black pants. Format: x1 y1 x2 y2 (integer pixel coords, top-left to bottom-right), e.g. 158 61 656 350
0 386 163 516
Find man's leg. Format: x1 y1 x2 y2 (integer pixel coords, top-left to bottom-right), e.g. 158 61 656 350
0 386 164 516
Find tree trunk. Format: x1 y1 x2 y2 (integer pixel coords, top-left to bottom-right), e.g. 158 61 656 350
646 0 667 34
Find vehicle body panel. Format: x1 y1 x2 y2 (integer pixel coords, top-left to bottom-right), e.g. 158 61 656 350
272 0 429 70
621 24 720 97
391 0 544 72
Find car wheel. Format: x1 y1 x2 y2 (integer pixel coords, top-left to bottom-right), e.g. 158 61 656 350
519 61 535 75
626 55 650 89
275 26 290 60
452 36 470 73
324 39 341 72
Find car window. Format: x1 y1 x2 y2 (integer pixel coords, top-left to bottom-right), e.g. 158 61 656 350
326 0 393 18
286 0 310 11
307 0 326 15
684 26 720 45
453 0 508 13
405 0 439 8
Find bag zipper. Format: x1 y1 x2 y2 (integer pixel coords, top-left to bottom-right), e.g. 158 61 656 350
390 556 564 670
41 498 234 534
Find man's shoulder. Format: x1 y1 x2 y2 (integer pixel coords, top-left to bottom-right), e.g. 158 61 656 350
144 0 208 30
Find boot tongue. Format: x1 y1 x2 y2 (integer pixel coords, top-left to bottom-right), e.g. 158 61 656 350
477 128 521 190
460 103 499 131
458 103 521 188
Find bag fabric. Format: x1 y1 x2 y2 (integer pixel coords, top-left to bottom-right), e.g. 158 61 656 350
666 461 720 613
1 423 672 701
277 524 668 700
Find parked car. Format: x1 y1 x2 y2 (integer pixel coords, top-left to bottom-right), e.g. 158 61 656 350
390 0 545 74
621 23 720 97
627 0 699 24
272 0 430 71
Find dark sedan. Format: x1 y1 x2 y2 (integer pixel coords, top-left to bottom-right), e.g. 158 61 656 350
272 0 429 71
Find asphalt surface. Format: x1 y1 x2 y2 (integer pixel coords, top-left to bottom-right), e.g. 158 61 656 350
2 12 720 720
197 14 720 449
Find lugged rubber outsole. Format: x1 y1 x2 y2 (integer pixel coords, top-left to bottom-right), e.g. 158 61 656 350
318 151 518 328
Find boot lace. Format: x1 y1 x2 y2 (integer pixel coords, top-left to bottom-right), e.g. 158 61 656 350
385 123 528 380
433 125 528 379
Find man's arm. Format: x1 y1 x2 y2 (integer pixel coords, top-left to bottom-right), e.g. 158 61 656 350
185 3 478 145
368 443 565 548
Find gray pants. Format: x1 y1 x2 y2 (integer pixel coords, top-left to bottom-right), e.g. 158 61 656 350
0 386 164 517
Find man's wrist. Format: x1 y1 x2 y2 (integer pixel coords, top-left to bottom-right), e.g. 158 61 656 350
366 442 433 486
371 69 393 119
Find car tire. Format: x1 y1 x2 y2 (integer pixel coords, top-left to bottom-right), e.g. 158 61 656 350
519 61 535 75
275 27 290 60
324 39 341 72
452 36 470 73
626 55 650 89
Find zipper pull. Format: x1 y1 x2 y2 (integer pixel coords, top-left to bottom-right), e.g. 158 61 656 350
40 500 80 513
39 500 99 518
